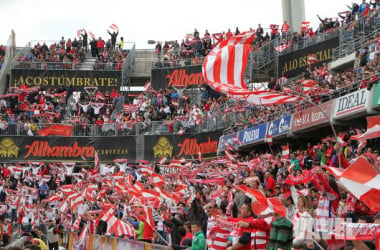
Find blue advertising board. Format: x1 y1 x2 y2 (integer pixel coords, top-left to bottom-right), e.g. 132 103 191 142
238 123 267 146
266 115 291 138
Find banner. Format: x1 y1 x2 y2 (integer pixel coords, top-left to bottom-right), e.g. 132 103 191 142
238 123 267 146
0 136 135 162
144 130 222 161
266 115 291 138
371 83 380 108
151 65 204 90
38 124 73 137
291 100 333 132
278 37 339 77
333 89 369 120
11 69 121 91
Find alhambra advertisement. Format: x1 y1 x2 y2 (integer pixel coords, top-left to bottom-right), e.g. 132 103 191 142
0 136 135 162
151 65 205 90
144 130 223 161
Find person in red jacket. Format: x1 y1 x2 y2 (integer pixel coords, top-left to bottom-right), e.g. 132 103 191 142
264 171 276 196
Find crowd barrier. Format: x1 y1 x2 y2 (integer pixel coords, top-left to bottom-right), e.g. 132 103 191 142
69 233 171 250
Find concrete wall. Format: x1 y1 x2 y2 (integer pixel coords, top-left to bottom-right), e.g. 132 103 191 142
282 0 305 33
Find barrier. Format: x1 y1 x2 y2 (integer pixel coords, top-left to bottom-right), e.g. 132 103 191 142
69 234 170 250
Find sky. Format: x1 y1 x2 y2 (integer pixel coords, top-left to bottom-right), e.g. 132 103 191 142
0 0 352 50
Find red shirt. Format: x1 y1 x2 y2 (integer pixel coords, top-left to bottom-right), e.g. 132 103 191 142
265 176 276 193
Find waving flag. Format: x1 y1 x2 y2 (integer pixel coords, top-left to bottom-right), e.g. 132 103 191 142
236 185 286 217
282 144 290 159
301 21 310 31
351 116 380 140
89 31 96 39
274 43 289 52
281 23 290 33
354 128 367 151
307 54 318 65
109 23 119 30
202 31 299 105
325 156 380 212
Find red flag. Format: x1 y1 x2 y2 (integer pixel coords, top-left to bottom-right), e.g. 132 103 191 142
282 144 289 159
351 116 380 140
38 124 73 137
325 156 380 212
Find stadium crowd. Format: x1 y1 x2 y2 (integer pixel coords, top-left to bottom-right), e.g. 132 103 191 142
13 30 126 71
0 128 378 249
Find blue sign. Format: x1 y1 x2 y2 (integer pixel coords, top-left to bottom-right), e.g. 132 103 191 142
266 115 291 138
238 123 267 145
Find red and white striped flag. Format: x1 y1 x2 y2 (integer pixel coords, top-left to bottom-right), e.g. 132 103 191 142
109 23 119 30
351 116 380 140
158 156 168 165
225 149 237 161
77 29 84 37
89 31 96 39
282 144 290 159
143 81 151 92
301 21 310 31
354 128 367 151
265 134 273 145
203 31 256 90
337 132 347 146
307 54 318 65
232 134 241 145
73 224 89 249
274 43 289 53
325 156 380 212
172 99 179 107
177 128 185 135
72 215 82 231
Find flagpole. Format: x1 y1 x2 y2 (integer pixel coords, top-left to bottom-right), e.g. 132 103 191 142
287 90 340 168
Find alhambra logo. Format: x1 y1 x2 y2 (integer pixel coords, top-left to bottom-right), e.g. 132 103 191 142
0 137 19 158
153 137 173 158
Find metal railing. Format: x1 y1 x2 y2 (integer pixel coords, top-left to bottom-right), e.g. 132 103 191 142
333 10 380 60
12 61 83 70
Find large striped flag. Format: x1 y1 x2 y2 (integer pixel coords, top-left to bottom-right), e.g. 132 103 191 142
354 128 367 151
351 116 380 140
325 156 380 212
202 31 299 105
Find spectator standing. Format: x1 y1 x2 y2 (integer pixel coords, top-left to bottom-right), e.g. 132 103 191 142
107 29 119 50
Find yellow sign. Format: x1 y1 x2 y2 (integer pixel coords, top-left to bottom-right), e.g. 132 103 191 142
0 137 19 158
153 137 173 158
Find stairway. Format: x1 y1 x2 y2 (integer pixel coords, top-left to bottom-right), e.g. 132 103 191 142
78 57 96 70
